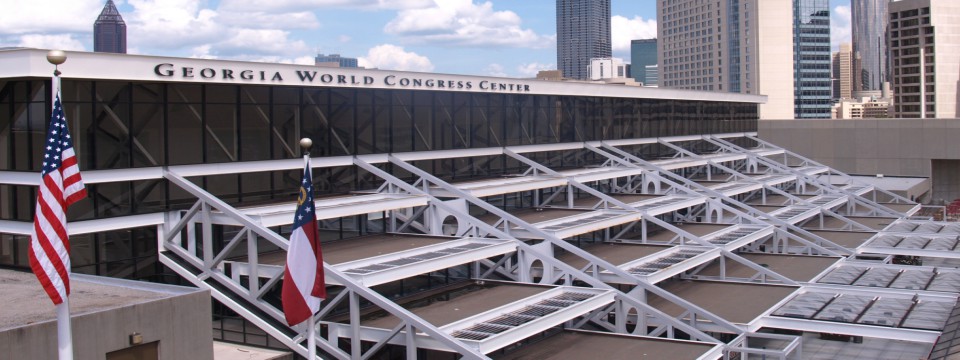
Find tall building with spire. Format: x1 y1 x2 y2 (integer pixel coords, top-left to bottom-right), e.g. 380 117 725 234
556 0 611 80
94 0 126 54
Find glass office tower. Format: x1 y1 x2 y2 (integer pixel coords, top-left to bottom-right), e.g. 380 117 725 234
852 0 889 91
794 0 832 118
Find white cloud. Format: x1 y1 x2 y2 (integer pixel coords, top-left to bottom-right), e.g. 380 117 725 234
217 29 311 56
0 0 103 34
611 15 657 57
339 35 352 43
831 5 852 51
124 0 313 58
516 62 553 77
384 0 550 48
217 10 320 30
125 0 222 49
218 0 433 12
17 34 87 51
485 63 507 77
358 44 433 72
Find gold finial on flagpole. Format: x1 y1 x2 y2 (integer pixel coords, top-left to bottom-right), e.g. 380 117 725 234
299 138 313 157
46 50 67 76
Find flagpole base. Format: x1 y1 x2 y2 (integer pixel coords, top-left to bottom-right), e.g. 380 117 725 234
56 299 74 360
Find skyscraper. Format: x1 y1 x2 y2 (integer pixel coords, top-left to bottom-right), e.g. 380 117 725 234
556 0 611 80
630 39 658 85
851 0 889 91
793 0 832 118
833 43 854 101
889 0 960 118
658 0 794 119
93 0 126 54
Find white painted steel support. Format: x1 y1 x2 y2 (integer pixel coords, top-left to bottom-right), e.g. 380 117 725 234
160 171 489 360
373 156 743 338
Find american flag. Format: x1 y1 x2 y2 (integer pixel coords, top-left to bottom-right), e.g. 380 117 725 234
281 159 326 326
30 94 86 306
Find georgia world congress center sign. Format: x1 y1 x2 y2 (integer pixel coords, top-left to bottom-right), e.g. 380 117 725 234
153 63 533 93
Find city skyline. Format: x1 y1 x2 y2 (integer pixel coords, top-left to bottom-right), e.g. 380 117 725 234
3 0 850 78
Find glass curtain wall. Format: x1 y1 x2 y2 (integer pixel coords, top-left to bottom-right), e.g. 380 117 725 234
0 78 757 277
794 0 833 118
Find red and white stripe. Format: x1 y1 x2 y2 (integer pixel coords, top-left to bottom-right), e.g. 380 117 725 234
30 142 85 305
282 217 325 326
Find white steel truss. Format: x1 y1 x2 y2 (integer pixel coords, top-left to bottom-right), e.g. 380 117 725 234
5 132 956 359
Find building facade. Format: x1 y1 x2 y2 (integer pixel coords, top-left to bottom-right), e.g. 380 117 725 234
314 53 358 68
889 0 960 118
630 39 658 85
0 48 760 282
833 43 854 101
644 64 660 87
831 96 890 119
93 0 126 54
6 49 958 360
556 0 611 80
793 0 832 118
588 57 627 80
657 0 794 119
851 0 890 91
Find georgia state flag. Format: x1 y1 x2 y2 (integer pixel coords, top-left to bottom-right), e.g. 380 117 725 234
282 160 326 326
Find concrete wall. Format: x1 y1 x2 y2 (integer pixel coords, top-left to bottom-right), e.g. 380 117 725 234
759 119 960 201
933 160 960 203
0 289 213 360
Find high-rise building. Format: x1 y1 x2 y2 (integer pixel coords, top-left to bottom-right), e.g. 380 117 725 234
315 54 358 68
658 0 794 119
630 39 657 85
852 0 890 91
793 0 832 118
833 43 854 101
644 64 660 87
889 0 960 118
556 0 611 80
93 0 126 54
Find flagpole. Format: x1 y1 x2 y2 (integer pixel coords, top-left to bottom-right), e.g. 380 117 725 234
47 49 74 360
300 137 315 360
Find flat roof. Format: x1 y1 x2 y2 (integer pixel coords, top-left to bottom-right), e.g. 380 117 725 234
246 233 459 266
569 194 665 208
476 208 591 225
0 48 766 104
649 280 799 324
746 194 816 206
360 283 550 329
694 254 841 282
799 230 878 249
641 223 734 242
0 269 197 331
497 330 719 360
556 243 671 269
810 216 900 231
836 175 929 192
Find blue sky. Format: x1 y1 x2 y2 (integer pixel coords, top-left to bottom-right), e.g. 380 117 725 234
1 0 852 77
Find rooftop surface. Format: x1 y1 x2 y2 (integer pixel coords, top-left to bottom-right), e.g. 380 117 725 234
650 280 799 324
496 330 718 360
0 269 194 331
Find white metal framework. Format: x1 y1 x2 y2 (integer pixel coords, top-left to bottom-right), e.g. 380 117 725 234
4 132 957 359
